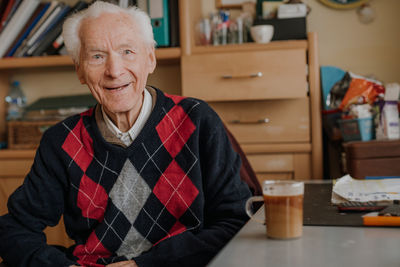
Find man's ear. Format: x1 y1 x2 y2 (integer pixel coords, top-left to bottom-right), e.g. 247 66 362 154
75 63 86 84
147 47 156 74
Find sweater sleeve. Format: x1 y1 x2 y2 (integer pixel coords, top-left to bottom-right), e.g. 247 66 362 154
134 114 252 267
0 131 77 267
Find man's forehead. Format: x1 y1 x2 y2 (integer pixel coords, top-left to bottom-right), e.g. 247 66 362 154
79 12 138 36
82 38 138 51
79 13 142 50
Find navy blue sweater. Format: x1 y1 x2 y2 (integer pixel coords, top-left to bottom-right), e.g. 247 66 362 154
0 89 251 267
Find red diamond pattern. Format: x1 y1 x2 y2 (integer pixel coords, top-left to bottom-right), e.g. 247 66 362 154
153 160 199 219
165 93 185 105
81 107 94 117
77 174 108 221
62 117 94 172
156 104 196 158
154 221 186 246
73 231 112 267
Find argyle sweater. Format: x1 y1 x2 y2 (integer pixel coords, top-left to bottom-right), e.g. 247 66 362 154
0 89 251 267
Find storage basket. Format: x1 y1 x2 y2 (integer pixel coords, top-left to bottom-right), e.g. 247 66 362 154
338 117 374 142
7 120 59 149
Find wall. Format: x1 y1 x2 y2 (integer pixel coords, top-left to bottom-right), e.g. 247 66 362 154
306 0 400 84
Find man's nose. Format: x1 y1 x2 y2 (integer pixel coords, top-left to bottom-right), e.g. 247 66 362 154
105 53 124 78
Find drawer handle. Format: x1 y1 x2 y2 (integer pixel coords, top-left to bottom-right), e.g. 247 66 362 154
221 72 263 79
229 118 270 124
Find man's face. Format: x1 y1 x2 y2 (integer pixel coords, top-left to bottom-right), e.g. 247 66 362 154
76 12 156 116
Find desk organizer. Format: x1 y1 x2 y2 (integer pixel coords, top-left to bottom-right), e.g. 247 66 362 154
338 117 374 142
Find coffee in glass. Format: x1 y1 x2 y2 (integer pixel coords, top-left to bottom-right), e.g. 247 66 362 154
246 180 304 239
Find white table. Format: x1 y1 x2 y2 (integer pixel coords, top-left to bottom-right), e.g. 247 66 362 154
208 207 400 267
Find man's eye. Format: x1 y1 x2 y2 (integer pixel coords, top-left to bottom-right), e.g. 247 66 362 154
123 50 133 55
93 54 102 59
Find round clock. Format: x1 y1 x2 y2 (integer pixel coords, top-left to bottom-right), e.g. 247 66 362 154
318 0 369 9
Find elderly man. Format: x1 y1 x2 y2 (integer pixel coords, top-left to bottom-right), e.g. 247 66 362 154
0 2 251 267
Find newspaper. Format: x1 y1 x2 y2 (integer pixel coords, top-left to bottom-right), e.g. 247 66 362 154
331 175 400 204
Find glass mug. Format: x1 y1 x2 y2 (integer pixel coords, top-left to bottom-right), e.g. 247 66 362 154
246 180 304 239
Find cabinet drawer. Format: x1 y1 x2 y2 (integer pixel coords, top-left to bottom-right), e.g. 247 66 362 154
211 98 309 144
247 152 311 182
181 49 307 101
247 153 294 173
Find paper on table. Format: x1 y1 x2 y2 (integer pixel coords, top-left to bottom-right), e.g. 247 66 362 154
332 175 400 204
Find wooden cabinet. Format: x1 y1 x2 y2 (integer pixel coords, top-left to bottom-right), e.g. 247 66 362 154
179 0 322 183
0 0 323 247
181 37 323 182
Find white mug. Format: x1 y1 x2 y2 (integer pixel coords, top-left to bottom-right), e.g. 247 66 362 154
250 25 274 44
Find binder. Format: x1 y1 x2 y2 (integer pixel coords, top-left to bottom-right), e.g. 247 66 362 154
148 0 169 47
168 0 179 47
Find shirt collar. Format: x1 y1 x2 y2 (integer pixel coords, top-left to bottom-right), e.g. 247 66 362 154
101 88 152 146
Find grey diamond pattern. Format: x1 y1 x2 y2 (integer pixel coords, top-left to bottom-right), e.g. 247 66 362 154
117 224 152 258
109 159 153 257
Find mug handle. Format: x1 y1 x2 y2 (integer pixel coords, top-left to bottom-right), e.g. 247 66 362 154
245 196 265 224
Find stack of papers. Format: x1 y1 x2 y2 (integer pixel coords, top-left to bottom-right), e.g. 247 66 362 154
332 175 400 205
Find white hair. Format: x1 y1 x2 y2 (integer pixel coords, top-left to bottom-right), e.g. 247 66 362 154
62 1 156 63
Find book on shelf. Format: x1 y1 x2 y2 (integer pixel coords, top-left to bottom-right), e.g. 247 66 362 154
0 0 41 58
15 2 69 57
2 0 23 29
4 3 51 57
26 4 71 56
0 0 16 33
31 0 88 57
42 34 64 56
0 1 9 24
12 1 59 57
26 1 60 42
168 0 179 47
0 0 16 32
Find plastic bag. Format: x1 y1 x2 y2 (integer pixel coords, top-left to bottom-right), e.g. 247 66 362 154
339 76 385 111
327 72 352 109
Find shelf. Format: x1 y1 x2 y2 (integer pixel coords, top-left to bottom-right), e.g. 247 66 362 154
0 149 36 159
0 47 181 69
190 40 308 55
0 55 73 69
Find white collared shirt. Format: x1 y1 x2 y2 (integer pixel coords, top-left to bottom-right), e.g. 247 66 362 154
102 88 152 146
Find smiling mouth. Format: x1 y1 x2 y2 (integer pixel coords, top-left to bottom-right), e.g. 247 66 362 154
105 82 131 90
